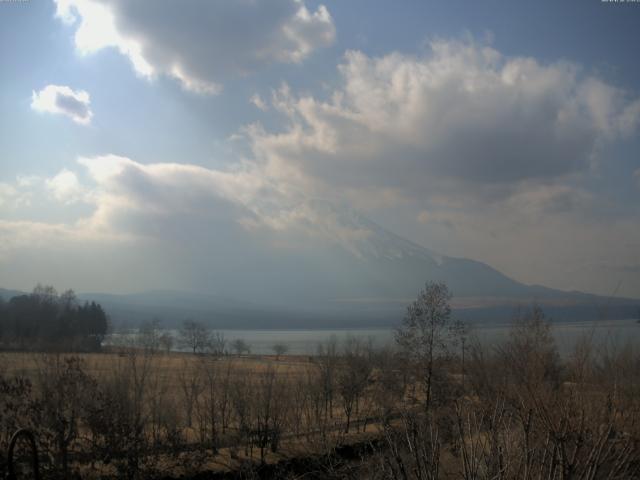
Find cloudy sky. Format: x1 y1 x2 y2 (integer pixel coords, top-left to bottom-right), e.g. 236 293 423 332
1 0 639 299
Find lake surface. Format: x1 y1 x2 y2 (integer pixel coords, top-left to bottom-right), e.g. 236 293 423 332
108 319 640 356
215 319 640 355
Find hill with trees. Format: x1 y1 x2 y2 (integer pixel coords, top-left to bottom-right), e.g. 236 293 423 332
0 285 108 351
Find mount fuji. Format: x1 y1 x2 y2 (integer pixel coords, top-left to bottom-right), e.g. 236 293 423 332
2 204 637 328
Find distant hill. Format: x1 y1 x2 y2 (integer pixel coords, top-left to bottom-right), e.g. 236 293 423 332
1 286 636 330
2 206 638 328
0 288 25 301
79 290 638 330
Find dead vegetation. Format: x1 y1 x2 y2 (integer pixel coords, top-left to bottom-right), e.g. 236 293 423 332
1 284 639 479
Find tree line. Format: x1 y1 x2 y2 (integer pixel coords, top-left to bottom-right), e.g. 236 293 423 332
0 285 108 351
132 317 279 357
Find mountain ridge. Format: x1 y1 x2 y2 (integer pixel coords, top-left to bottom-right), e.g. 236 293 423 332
1 208 638 328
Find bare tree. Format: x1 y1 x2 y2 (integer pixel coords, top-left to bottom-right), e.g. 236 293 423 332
396 281 461 413
500 304 561 389
231 338 250 356
34 355 96 477
272 343 288 360
372 346 407 427
158 331 174 354
230 374 252 457
194 357 226 452
210 331 226 357
337 337 372 433
315 336 339 422
178 358 203 429
179 319 211 354
84 348 155 479
251 366 288 463
138 318 162 353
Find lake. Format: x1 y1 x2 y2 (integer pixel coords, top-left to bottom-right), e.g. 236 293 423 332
215 319 640 355
108 319 640 356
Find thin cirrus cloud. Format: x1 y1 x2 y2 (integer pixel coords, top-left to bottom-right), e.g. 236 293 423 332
54 0 336 94
31 84 93 124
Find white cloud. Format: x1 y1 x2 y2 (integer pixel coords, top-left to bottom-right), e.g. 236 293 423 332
0 219 125 259
230 40 640 296
251 94 268 111
54 0 335 94
1 150 639 297
1 170 88 210
16 175 41 188
0 183 18 208
0 157 255 273
0 177 38 208
1 153 375 258
45 169 86 204
247 40 640 209
9 37 640 297
74 154 266 234
31 84 93 124
0 155 292 294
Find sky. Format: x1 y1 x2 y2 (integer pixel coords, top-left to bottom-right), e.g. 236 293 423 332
1 0 639 299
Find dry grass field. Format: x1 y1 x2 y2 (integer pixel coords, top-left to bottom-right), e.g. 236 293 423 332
0 350 313 389
0 347 397 478
2 308 640 479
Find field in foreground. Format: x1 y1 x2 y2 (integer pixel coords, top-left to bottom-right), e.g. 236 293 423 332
1 346 406 479
2 310 640 479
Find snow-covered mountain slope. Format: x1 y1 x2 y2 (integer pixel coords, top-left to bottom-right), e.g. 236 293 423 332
263 202 637 320
300 202 546 301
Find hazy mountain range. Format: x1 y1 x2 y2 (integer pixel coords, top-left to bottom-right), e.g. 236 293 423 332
2 209 638 329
